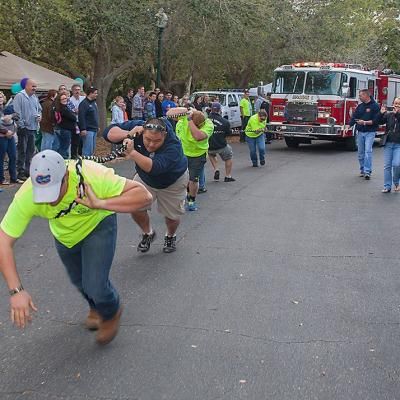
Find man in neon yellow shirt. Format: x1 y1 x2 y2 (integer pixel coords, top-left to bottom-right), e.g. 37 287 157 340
240 89 252 142
173 109 214 211
0 150 152 345
245 110 268 167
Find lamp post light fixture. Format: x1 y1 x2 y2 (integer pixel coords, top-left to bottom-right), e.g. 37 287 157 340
155 8 168 89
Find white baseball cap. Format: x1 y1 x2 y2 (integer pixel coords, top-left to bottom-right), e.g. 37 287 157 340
30 150 67 203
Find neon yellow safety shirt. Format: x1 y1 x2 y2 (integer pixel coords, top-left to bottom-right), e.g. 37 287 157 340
176 116 214 157
240 98 252 117
245 114 267 138
0 160 126 248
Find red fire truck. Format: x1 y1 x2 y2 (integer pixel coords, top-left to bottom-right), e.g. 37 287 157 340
266 62 400 150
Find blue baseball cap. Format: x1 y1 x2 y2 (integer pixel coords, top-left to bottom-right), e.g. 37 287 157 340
211 102 221 111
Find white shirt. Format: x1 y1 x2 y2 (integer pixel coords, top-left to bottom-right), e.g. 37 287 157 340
69 95 86 112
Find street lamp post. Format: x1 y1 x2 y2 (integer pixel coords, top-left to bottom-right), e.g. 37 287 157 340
155 8 168 89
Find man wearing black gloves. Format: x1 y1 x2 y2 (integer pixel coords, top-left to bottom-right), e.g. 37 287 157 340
103 118 188 253
208 102 235 182
349 89 380 180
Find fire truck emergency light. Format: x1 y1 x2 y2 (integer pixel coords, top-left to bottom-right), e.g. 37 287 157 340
291 62 367 71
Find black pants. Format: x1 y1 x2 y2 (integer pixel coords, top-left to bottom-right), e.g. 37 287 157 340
71 132 82 159
17 128 35 178
240 116 250 142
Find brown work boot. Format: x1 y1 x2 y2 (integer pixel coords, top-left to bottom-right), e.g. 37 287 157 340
96 306 123 345
85 308 101 331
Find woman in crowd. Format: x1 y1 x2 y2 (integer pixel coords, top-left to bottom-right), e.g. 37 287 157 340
377 97 400 193
173 95 179 106
180 95 191 108
110 96 126 152
193 95 203 111
0 93 18 185
201 95 210 112
40 89 58 151
54 91 76 159
155 92 164 118
111 96 125 124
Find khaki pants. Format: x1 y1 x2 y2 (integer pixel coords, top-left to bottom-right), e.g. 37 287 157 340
134 171 189 220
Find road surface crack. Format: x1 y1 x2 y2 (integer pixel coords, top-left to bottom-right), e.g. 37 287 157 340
39 317 353 346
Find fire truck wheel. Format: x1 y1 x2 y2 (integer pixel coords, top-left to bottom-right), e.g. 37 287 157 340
345 136 358 151
284 137 300 148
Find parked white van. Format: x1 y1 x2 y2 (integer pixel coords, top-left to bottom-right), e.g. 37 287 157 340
190 90 243 128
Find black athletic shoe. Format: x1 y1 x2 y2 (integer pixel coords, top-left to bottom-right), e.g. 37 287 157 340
224 177 236 182
260 160 265 166
198 187 207 193
137 231 156 253
214 170 220 181
365 174 371 180
163 235 176 253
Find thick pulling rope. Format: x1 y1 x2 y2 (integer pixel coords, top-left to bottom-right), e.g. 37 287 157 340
75 118 265 166
78 143 129 163
77 115 179 164
54 115 266 218
54 158 86 218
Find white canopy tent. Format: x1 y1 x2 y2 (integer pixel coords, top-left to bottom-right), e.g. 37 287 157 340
0 51 77 91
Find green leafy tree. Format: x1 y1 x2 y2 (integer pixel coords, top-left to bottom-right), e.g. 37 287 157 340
0 0 154 130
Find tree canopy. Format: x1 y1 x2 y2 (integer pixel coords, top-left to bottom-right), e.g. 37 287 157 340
0 0 398 128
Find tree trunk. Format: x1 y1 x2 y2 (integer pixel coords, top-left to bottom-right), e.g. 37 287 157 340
91 44 137 135
185 73 193 95
94 81 112 134
150 64 156 89
91 51 116 134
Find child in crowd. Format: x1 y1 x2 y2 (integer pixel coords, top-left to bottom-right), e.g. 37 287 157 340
0 105 20 185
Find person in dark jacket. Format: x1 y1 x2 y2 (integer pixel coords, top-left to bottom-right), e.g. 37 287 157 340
193 95 203 111
349 89 380 180
40 90 58 151
376 97 400 192
155 92 164 118
78 87 99 156
208 102 235 182
54 92 77 159
103 117 188 254
123 88 134 121
0 105 19 185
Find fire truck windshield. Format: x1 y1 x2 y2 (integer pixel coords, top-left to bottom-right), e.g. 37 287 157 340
304 71 343 95
272 71 305 94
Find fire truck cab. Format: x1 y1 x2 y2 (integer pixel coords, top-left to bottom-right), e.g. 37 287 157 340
266 62 400 150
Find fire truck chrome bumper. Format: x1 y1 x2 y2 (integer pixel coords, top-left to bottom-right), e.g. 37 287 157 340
267 124 342 137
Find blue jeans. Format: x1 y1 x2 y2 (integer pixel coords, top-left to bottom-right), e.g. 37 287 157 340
54 214 120 321
246 134 265 165
57 128 72 159
17 128 35 178
0 137 17 182
41 131 59 151
383 142 400 189
82 130 97 156
199 166 206 189
357 131 376 174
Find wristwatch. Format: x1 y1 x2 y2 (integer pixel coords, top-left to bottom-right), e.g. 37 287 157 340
9 284 24 296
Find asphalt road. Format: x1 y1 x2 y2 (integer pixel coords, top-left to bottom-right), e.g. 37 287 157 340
1 140 400 400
